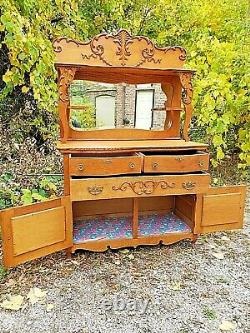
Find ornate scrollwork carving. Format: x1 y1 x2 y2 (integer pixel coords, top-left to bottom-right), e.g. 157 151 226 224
179 72 194 141
53 29 186 69
112 180 175 195
87 30 185 67
179 72 194 105
58 67 76 102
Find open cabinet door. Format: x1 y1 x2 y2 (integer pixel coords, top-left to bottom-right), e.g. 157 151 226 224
0 197 72 268
199 186 246 234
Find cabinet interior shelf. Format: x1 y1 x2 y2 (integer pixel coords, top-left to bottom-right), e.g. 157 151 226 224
73 212 191 244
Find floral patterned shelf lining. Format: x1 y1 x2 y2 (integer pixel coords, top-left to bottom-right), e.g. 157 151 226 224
73 212 191 243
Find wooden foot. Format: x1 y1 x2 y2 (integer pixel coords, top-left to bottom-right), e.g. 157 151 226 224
65 248 72 259
191 235 199 248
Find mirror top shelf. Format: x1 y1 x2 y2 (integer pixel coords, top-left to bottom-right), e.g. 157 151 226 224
57 139 208 154
69 67 195 84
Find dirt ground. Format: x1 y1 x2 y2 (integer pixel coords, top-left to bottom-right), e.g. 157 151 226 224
0 194 249 333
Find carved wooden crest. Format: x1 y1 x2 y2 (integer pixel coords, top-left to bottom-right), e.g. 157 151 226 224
53 29 186 69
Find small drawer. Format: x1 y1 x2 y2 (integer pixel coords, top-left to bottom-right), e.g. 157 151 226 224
69 153 142 177
142 151 209 173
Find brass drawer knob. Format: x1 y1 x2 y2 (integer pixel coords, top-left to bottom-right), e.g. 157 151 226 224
78 164 84 171
129 162 135 169
175 156 184 162
198 161 204 167
152 162 158 169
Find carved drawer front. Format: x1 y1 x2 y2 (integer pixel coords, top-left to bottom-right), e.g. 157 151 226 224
142 151 209 173
69 153 142 177
70 173 210 201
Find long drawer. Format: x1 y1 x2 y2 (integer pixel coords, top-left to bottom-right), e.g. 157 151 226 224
142 151 209 173
69 153 142 176
70 173 210 201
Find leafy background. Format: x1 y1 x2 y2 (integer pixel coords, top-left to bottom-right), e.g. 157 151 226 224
0 0 249 209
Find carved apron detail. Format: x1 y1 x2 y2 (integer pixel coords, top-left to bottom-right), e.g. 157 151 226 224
112 181 175 195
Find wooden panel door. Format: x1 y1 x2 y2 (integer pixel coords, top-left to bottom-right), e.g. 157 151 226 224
0 197 72 268
199 186 246 234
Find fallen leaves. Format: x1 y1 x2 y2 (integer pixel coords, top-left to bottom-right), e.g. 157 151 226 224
120 249 130 254
221 236 230 242
212 252 225 260
46 304 55 312
27 287 47 305
1 287 50 311
127 254 135 260
5 279 16 288
219 320 237 331
169 281 183 291
0 295 24 311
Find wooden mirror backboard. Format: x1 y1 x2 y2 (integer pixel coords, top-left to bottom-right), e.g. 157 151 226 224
53 29 194 142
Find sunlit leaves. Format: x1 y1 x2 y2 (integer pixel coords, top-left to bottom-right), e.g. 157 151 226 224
0 0 86 113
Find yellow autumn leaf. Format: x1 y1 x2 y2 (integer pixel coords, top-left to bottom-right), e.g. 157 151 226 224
127 254 135 260
2 70 12 83
212 252 225 260
27 287 47 305
219 320 237 331
120 249 130 254
46 304 55 312
221 236 230 242
21 86 29 93
169 282 182 291
0 295 24 311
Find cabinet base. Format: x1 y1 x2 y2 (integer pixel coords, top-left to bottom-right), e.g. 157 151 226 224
70 232 197 253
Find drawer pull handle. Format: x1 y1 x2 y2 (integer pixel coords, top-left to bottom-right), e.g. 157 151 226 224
175 157 184 162
198 161 204 167
182 182 196 190
152 162 158 169
129 162 135 169
78 164 84 171
104 159 112 164
88 185 104 195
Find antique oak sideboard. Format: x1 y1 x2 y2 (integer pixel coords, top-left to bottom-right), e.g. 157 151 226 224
0 30 246 268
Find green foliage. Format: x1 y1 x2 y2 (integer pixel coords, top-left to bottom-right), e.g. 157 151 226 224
0 0 86 109
71 107 96 130
70 82 96 129
0 0 88 146
0 265 8 281
202 306 217 320
0 0 249 171
0 173 62 209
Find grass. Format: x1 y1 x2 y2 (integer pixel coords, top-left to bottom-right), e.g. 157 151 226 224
0 227 7 281
202 306 217 320
0 265 7 281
